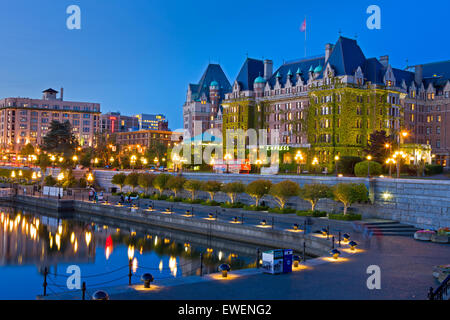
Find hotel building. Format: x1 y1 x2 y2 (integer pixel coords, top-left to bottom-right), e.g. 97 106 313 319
0 88 100 153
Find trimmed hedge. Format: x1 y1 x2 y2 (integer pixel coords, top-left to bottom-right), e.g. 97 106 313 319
243 205 269 211
328 213 362 221
296 210 328 217
268 207 296 214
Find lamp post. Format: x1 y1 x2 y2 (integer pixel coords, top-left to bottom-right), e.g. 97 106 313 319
294 151 304 174
366 155 372 178
86 172 94 188
255 159 262 174
224 153 232 174
393 151 407 178
130 155 137 171
334 155 340 177
386 158 395 178
312 157 319 174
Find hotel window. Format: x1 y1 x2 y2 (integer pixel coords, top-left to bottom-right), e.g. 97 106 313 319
436 140 441 148
437 127 441 134
83 114 90 119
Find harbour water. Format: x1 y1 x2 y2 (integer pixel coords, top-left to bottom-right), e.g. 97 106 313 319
0 204 266 299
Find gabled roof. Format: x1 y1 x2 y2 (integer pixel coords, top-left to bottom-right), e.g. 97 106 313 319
362 58 385 84
392 68 415 87
421 60 450 89
326 37 366 76
267 56 325 88
235 58 264 91
43 88 58 93
189 64 232 101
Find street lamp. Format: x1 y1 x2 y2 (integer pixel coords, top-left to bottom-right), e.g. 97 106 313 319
294 151 304 174
130 155 137 171
386 158 396 178
255 159 262 174
334 155 340 177
393 151 407 178
224 153 232 174
86 172 94 187
366 155 372 178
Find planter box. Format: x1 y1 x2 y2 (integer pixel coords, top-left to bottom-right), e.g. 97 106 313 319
431 234 450 244
414 231 435 241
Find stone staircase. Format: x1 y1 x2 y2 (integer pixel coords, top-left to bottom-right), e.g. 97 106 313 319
362 220 419 237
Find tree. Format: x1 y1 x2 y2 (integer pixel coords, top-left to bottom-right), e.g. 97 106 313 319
201 181 222 201
363 130 391 163
298 184 332 211
245 180 272 206
125 172 140 192
41 121 78 158
20 143 35 157
332 183 369 215
166 176 186 198
112 173 127 192
183 179 203 200
269 181 300 209
153 173 171 194
221 182 245 204
138 173 156 194
38 154 52 182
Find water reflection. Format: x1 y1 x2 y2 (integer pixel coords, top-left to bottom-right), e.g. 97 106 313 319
0 205 264 299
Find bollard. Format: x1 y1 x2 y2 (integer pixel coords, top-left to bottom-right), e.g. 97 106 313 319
200 253 203 277
332 236 335 249
304 220 307 234
272 217 274 229
43 267 48 296
327 225 330 239
338 232 341 247
303 242 306 262
241 213 244 224
128 259 132 286
82 282 86 300
191 206 194 216
256 248 260 268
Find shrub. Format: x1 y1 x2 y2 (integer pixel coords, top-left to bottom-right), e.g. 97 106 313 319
268 207 296 214
243 205 269 211
201 200 221 206
245 180 272 206
269 180 300 209
332 183 368 215
338 156 362 175
296 210 328 217
166 196 182 202
201 181 222 201
354 161 382 177
298 184 332 211
220 202 245 209
153 174 171 194
183 179 203 200
221 182 246 204
425 164 444 176
182 198 202 204
124 172 140 191
166 176 186 198
328 213 362 221
78 178 87 188
44 175 57 186
111 173 127 192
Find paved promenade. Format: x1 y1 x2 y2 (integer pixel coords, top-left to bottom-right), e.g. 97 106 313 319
41 231 449 300
110 235 449 300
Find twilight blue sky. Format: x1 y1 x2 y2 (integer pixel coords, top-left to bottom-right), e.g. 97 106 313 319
0 0 449 130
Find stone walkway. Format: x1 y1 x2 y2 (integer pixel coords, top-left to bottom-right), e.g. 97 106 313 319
109 235 449 300
42 232 449 300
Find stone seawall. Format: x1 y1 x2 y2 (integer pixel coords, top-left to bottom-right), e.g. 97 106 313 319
93 170 450 230
11 195 332 257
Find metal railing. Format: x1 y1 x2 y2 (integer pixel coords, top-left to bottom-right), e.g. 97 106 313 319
428 275 450 300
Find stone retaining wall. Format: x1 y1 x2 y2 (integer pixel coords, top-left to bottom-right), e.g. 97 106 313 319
93 170 450 230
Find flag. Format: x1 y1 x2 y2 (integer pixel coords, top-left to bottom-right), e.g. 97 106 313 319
300 18 306 32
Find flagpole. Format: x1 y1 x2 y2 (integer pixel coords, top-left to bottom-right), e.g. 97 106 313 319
304 16 307 57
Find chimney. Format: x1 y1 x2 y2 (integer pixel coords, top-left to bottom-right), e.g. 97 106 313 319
415 65 423 85
60 87 64 101
264 59 273 80
325 44 333 62
380 55 389 68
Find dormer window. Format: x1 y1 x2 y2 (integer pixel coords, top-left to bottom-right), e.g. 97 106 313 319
387 80 393 87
